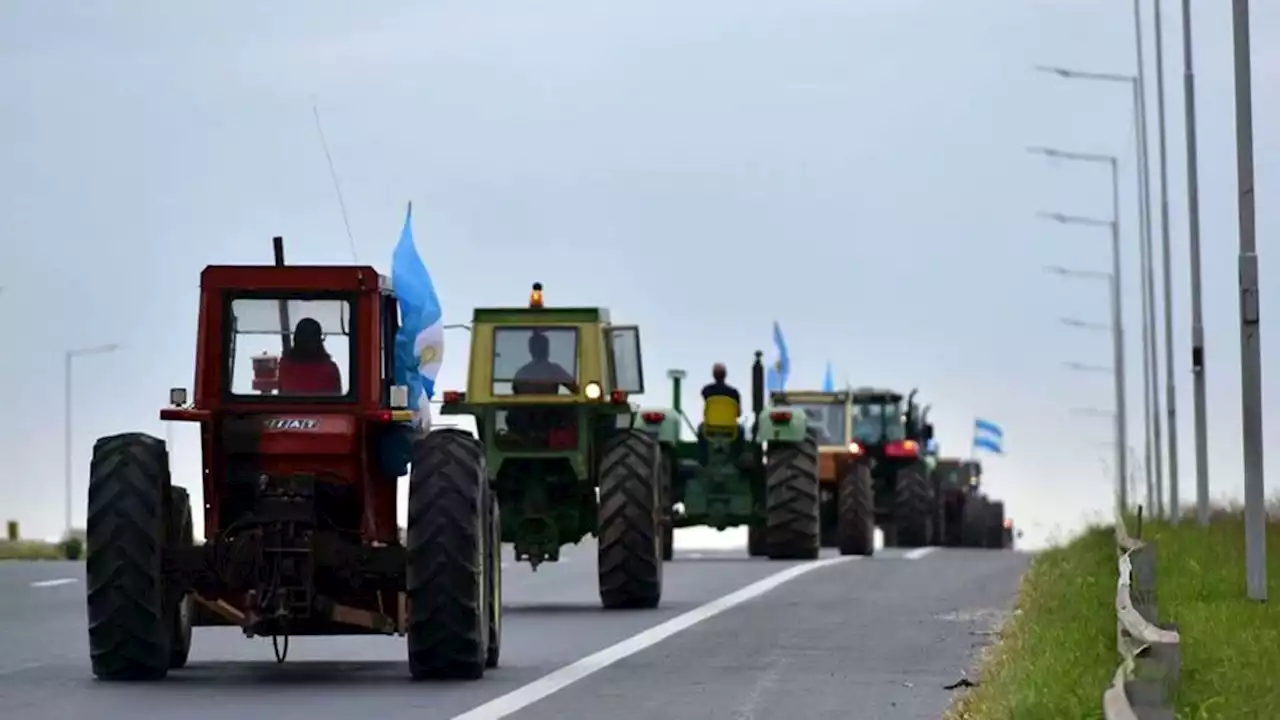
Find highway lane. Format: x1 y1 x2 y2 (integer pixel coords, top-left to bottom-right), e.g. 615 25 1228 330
502 547 1030 720
0 544 1024 719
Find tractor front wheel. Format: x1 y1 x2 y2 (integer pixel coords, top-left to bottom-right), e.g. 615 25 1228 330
960 496 987 547
763 437 821 560
837 459 875 556
406 429 489 680
86 433 174 681
985 500 1007 549
597 430 664 609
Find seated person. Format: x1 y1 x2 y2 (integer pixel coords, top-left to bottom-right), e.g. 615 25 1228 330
508 331 578 442
697 363 745 463
277 317 342 395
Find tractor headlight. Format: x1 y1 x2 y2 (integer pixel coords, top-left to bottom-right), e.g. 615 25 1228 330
584 382 602 400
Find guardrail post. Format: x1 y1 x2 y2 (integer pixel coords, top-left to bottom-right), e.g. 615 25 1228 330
1129 542 1159 623
5 520 16 541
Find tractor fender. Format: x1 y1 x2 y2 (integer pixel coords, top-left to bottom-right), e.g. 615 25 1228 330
631 406 682 447
758 410 809 444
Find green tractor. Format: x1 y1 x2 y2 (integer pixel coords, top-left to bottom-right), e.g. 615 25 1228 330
438 283 667 609
843 387 938 548
633 353 821 561
930 458 1016 549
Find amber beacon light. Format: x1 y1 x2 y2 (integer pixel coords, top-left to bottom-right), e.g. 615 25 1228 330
529 282 544 308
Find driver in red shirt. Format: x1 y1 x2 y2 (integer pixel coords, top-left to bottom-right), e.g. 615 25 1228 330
277 317 342 395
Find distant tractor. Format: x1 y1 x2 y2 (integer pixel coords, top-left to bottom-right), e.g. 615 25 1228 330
930 458 1016 548
845 387 937 549
437 283 667 609
635 355 821 561
86 238 500 682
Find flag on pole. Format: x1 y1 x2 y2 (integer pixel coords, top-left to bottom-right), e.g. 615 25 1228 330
972 418 1004 455
391 202 444 432
765 321 790 393
821 362 834 392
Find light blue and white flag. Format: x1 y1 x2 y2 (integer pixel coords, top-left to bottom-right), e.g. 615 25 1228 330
391 202 444 432
972 417 1004 455
821 362 835 392
765 321 790 393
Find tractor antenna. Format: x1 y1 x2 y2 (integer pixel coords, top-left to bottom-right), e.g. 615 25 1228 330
311 96 359 262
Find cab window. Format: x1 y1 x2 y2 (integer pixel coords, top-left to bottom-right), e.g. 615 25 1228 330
227 296 354 399
606 326 644 394
492 326 579 395
852 400 905 443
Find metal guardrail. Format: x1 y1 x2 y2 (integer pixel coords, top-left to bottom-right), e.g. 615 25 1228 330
1102 511 1182 720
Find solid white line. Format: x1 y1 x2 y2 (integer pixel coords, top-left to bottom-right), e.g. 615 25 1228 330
0 662 44 676
29 578 77 588
903 547 938 560
451 556 852 720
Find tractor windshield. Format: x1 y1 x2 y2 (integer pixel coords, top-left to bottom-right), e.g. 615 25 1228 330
227 296 353 398
492 326 580 395
786 404 846 445
851 400 906 444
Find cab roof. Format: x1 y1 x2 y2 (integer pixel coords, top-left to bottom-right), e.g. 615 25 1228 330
472 307 610 324
200 265 386 293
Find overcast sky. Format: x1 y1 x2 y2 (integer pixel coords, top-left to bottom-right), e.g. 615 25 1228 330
3 0 1277 548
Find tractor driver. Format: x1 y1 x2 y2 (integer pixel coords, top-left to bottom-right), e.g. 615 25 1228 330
697 363 745 463
508 330 578 442
512 331 579 395
278 317 343 395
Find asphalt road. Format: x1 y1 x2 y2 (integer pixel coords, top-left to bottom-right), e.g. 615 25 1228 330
0 542 1029 719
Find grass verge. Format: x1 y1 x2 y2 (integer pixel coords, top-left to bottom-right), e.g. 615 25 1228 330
1148 515 1280 718
945 525 1118 719
0 539 65 561
946 513 1280 719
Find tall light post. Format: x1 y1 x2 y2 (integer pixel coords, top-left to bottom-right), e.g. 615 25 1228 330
1152 0 1181 522
1031 145 1128 517
1180 0 1209 528
66 343 122 537
1045 261 1127 514
1033 63 1164 520
1231 0 1265 601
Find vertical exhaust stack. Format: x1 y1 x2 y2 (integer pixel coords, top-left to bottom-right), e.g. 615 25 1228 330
751 351 764 443
272 236 292 354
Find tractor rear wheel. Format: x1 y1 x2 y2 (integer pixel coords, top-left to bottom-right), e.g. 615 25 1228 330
86 433 173 681
893 463 933 548
597 430 663 609
406 429 489 680
960 496 987 547
746 525 767 557
985 500 1006 549
763 436 821 560
837 459 875 556
485 488 502 669
166 485 194 670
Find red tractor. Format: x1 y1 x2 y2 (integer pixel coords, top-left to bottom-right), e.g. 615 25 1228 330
84 239 500 681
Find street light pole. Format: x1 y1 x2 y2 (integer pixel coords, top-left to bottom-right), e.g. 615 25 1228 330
65 344 121 537
1153 0 1180 521
1180 0 1209 527
1230 0 1266 601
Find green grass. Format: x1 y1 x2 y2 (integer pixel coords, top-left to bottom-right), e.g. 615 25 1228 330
946 526 1118 720
1146 515 1280 719
0 539 65 561
946 512 1280 720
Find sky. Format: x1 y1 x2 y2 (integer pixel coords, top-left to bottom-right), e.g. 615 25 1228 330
2 0 1279 550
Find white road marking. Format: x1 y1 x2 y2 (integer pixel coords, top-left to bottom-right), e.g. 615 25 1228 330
0 662 45 676
451 556 853 720
903 547 938 560
29 578 77 588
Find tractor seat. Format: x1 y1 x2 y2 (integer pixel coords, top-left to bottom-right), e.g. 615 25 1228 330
701 395 741 440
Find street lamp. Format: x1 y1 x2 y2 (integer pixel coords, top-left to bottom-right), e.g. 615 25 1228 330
1043 259 1128 514
1064 361 1112 374
65 343 122 537
1060 317 1109 332
1034 61 1166 523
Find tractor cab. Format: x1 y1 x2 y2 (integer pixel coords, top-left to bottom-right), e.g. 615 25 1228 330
847 387 934 461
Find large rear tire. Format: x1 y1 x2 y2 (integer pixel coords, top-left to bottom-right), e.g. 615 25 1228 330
764 437 820 560
86 433 173 681
485 489 502 669
836 459 875 556
985 500 1006 549
406 429 489 680
893 463 933 548
960 496 987 547
597 430 663 609
166 485 194 670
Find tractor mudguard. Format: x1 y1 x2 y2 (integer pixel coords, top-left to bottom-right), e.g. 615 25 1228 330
631 407 682 446
757 409 809 444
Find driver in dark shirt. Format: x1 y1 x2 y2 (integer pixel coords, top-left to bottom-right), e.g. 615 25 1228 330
513 331 579 395
700 363 740 404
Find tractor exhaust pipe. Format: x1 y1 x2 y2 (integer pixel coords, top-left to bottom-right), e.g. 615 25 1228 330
272 236 292 353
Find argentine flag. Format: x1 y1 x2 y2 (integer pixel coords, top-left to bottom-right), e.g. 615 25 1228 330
765 321 790 393
391 202 444 432
821 362 835 392
972 418 1004 455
